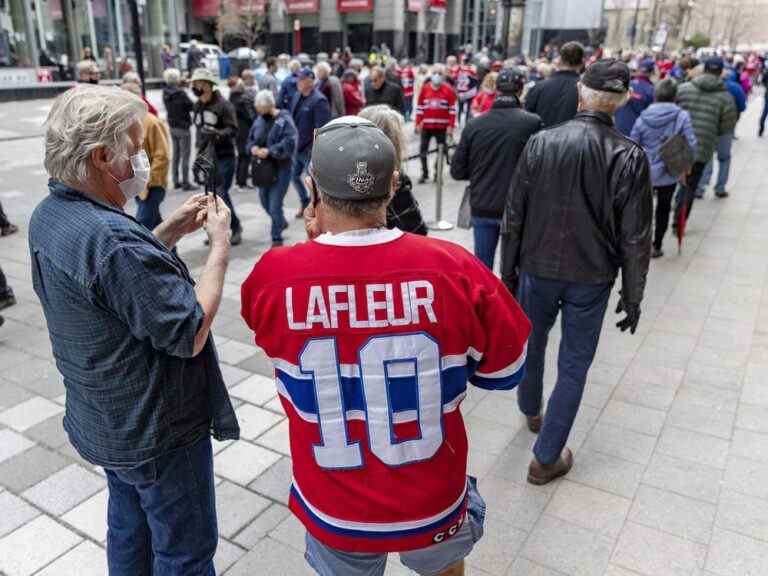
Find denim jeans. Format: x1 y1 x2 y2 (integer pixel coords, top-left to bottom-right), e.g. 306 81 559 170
259 168 292 241
216 156 242 233
761 93 768 134
698 132 734 195
105 435 217 576
403 98 413 122
170 128 192 186
516 273 612 465
291 148 312 207
135 186 165 231
472 216 502 271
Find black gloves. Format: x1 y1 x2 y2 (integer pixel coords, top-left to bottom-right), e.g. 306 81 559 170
615 295 641 335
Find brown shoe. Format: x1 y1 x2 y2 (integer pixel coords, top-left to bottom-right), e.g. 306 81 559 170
527 448 573 486
526 414 543 433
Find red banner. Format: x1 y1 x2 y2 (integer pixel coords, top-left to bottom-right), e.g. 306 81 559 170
285 0 318 12
429 0 446 11
192 0 220 18
338 0 373 12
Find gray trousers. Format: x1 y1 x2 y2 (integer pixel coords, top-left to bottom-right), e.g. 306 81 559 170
171 128 192 186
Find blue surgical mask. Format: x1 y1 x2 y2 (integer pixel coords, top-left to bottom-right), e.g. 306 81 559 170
431 74 443 86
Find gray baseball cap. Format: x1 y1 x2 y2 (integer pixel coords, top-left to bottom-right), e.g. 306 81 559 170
309 116 396 201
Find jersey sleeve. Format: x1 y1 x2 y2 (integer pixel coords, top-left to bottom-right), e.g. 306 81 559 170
465 258 531 390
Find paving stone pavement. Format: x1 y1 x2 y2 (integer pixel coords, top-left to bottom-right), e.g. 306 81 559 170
1 92 768 576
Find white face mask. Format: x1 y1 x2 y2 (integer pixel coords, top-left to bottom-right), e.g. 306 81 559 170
111 150 150 200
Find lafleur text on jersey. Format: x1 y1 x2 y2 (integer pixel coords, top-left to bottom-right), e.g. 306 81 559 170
286 280 438 330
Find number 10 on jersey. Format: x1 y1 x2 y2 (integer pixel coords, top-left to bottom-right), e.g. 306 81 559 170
299 333 445 470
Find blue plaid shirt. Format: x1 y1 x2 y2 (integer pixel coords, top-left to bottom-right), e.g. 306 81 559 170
29 180 239 468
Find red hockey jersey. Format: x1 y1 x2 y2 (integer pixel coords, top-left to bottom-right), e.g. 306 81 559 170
415 83 457 131
241 229 530 553
398 66 416 98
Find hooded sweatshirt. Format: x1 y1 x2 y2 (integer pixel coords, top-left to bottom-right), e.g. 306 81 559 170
676 74 738 163
630 102 697 187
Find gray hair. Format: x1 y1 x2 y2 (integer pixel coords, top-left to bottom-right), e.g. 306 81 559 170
315 61 331 77
255 89 276 109
358 105 406 166
578 84 629 112
44 85 147 187
121 71 141 86
163 68 181 85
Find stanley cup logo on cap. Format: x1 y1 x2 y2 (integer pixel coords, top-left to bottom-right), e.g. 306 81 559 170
347 161 375 196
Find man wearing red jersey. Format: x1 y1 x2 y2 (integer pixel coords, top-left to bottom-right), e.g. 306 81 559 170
241 116 530 576
398 59 416 122
415 65 457 184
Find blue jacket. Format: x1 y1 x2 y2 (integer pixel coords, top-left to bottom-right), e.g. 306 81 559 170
615 76 655 136
28 181 239 467
630 102 698 187
245 109 298 167
290 88 330 154
278 73 299 109
725 78 747 114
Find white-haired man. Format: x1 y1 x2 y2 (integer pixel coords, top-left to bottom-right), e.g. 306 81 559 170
29 85 239 575
278 59 303 109
501 59 653 484
242 116 531 576
316 61 346 119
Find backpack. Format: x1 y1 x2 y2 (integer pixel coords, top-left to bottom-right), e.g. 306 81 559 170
659 112 694 177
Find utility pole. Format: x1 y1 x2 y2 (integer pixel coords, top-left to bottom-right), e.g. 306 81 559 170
127 0 146 94
629 0 641 48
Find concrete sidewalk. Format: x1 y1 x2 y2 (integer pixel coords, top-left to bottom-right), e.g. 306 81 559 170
1 96 768 576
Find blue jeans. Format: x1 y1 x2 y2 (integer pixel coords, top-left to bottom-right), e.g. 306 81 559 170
403 98 413 122
472 217 502 271
105 435 217 576
698 132 733 195
516 273 612 465
761 92 768 134
135 186 165 230
259 168 291 241
216 156 241 233
291 148 312 207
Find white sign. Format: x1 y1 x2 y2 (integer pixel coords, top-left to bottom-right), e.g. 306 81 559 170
0 68 38 87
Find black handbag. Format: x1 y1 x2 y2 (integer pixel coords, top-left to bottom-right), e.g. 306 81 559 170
251 117 279 187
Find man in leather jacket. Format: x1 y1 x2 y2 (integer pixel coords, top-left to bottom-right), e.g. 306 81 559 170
501 59 653 485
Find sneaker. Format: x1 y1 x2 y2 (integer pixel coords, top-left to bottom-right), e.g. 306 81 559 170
715 190 729 198
1 223 18 237
694 191 704 199
418 176 428 184
173 182 181 190
295 206 307 219
0 294 16 311
271 240 284 248
181 183 199 192
230 230 242 246
282 221 290 231
0 314 4 328
652 247 664 259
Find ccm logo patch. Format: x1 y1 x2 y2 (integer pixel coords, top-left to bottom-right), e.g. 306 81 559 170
432 512 467 544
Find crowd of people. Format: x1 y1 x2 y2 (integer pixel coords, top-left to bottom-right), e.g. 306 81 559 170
25 36 762 576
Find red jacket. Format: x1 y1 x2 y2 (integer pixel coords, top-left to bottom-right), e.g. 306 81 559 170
471 90 495 117
342 81 364 116
398 66 415 98
416 82 456 131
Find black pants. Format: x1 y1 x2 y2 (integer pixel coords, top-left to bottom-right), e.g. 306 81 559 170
654 184 676 251
457 99 472 126
236 149 251 187
674 161 708 227
419 129 447 178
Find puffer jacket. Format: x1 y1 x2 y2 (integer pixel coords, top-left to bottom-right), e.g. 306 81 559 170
676 74 738 163
501 111 653 307
630 102 698 187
